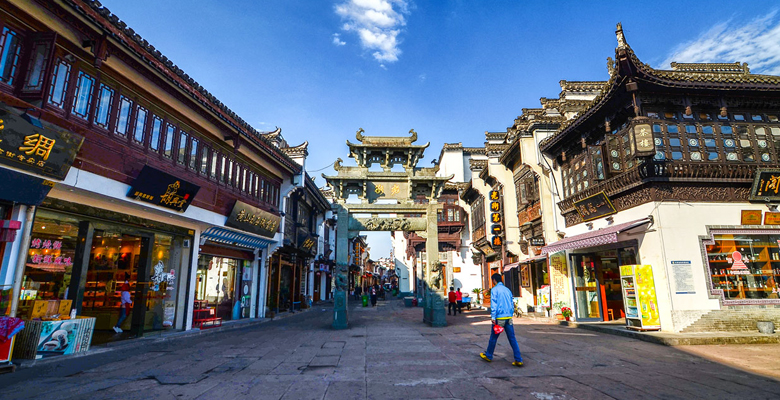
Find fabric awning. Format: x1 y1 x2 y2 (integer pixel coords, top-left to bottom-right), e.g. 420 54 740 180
503 262 520 272
201 226 277 250
522 254 548 263
541 218 652 255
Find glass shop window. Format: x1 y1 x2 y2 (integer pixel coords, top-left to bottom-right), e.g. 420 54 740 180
115 96 133 136
0 27 22 85
705 233 780 301
752 114 763 121
653 124 665 161
737 125 754 162
684 125 701 161
702 126 718 161
772 127 780 162
755 127 771 162
94 84 114 129
590 147 605 180
667 125 683 160
132 106 148 144
71 71 95 120
733 114 745 121
163 124 175 159
720 125 738 161
189 137 199 170
200 146 210 175
23 41 50 92
177 131 188 165
48 59 71 109
210 152 219 179
146 234 178 330
20 211 80 301
149 115 162 151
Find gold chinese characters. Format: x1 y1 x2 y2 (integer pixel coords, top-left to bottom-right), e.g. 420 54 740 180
235 209 279 232
19 133 56 161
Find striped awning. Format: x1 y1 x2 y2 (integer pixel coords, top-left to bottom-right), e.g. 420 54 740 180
503 262 520 272
541 218 651 255
201 226 276 250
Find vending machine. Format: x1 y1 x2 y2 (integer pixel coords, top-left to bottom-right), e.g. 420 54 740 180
619 265 661 331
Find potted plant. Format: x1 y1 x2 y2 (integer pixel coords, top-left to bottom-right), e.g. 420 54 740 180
552 301 568 320
561 306 573 321
471 288 482 303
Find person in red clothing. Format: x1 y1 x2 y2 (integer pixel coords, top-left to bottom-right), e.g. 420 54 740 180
455 288 463 314
448 287 458 315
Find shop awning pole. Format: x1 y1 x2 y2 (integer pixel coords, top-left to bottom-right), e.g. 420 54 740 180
9 205 35 318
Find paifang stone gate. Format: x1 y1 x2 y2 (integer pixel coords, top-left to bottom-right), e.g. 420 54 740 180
323 129 452 329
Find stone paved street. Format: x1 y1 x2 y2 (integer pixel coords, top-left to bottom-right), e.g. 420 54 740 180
2 299 780 400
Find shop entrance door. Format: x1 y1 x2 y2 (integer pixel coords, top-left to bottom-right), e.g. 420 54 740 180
572 255 601 321
572 248 637 322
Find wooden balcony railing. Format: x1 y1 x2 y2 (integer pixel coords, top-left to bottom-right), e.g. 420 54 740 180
558 161 768 213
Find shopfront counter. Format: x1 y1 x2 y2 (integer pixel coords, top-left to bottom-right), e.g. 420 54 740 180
12 317 95 360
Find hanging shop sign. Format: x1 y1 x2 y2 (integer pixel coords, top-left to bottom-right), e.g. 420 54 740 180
489 190 503 249
741 210 762 225
573 191 616 222
127 166 200 212
630 119 654 157
225 200 281 239
749 169 780 202
298 233 317 255
0 103 84 180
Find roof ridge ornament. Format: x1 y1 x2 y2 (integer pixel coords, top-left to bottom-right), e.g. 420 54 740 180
409 129 417 142
616 22 628 49
356 128 365 142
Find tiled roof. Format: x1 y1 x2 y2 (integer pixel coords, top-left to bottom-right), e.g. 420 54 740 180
66 0 300 172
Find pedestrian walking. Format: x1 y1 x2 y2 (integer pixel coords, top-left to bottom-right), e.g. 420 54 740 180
480 273 523 367
456 288 463 314
370 285 378 306
113 281 132 333
448 287 458 315
355 285 362 301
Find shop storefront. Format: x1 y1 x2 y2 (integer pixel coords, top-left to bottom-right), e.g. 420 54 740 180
704 230 780 302
569 247 637 321
18 201 194 344
542 218 652 322
196 246 252 321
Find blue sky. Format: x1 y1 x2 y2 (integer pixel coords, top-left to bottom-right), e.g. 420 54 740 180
101 0 780 257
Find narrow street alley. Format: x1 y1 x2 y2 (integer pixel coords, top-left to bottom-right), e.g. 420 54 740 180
2 299 779 400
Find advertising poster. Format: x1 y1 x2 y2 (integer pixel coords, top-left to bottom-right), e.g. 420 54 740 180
537 285 551 312
634 265 660 328
36 319 82 358
548 252 569 304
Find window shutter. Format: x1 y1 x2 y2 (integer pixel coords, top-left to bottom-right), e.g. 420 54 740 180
18 32 58 101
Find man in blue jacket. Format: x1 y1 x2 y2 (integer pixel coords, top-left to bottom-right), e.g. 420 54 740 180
480 273 523 367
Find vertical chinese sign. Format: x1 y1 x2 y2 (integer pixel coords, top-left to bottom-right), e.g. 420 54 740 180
489 190 503 249
548 252 569 305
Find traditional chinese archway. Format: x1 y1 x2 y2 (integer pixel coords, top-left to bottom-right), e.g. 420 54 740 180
323 129 452 329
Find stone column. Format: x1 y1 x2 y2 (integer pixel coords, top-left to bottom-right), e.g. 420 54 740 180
426 203 447 327
332 205 349 329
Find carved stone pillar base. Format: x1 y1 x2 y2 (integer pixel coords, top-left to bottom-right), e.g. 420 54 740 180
429 290 447 327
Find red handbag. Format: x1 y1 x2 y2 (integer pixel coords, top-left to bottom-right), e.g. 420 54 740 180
492 323 504 335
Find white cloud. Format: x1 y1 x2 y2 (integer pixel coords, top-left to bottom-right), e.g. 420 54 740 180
335 0 410 64
418 73 426 82
661 11 780 75
332 33 346 46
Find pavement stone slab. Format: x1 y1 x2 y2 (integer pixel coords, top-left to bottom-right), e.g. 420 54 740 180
3 299 780 400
